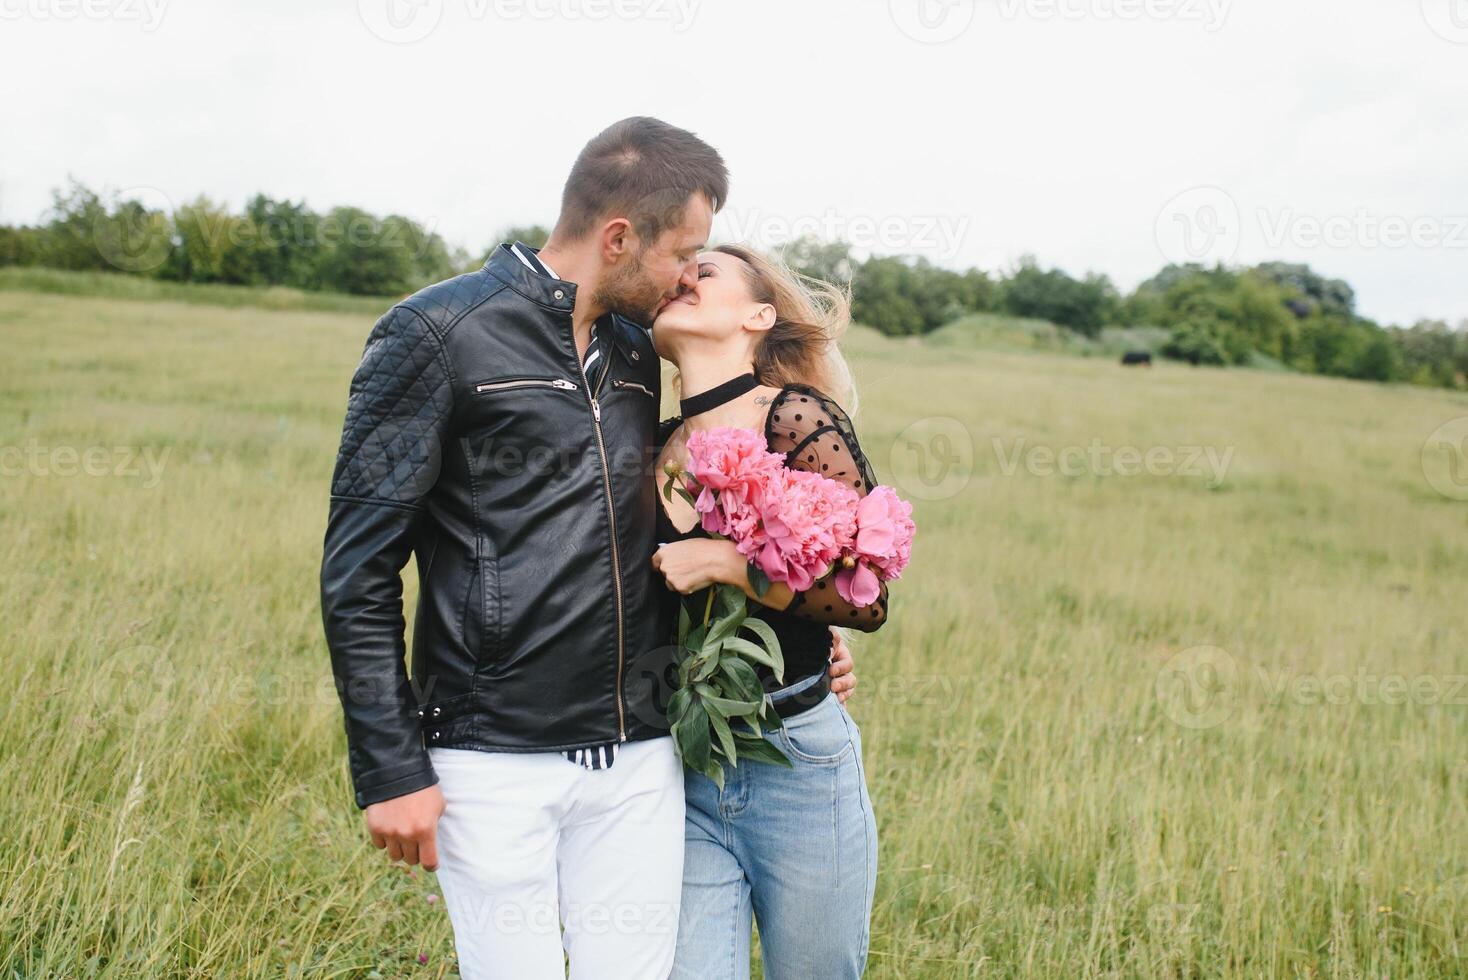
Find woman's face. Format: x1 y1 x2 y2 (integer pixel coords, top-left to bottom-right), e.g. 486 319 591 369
651 250 772 358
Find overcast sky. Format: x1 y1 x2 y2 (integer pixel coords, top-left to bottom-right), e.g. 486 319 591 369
2 0 1465 325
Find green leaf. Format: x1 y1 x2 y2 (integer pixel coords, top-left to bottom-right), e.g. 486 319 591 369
702 756 725 790
708 711 737 764
662 476 676 504
677 601 691 639
723 636 785 682
746 563 772 598
731 735 794 768
738 618 784 681
693 682 722 710
686 623 708 653
705 607 744 650
691 654 719 683
703 694 761 717
676 699 711 772
718 658 764 703
717 586 746 619
759 697 784 730
674 484 697 508
667 686 692 725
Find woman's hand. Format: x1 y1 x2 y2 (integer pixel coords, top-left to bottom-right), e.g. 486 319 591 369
829 628 857 704
651 538 746 595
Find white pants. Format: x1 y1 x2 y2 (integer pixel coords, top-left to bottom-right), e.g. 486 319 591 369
428 737 685 980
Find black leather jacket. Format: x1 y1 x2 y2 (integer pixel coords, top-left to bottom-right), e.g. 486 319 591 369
320 245 666 808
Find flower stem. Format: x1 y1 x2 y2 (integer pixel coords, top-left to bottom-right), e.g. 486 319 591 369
701 586 715 626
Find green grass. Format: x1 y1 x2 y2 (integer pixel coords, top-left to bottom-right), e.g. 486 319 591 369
2 281 1466 978
0 266 398 315
927 312 1171 359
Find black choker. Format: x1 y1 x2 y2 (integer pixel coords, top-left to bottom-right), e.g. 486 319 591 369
680 372 758 418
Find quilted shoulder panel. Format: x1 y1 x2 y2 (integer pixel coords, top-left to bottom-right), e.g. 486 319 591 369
403 267 507 328
330 304 455 504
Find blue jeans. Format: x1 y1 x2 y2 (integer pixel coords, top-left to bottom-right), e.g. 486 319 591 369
672 692 878 980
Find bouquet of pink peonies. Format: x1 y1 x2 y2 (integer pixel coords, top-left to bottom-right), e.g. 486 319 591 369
662 426 915 784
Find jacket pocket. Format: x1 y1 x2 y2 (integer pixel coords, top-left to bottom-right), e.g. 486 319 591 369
462 557 500 666
475 376 579 395
610 379 655 398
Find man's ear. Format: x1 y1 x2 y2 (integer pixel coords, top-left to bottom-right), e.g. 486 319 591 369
744 303 777 335
600 218 635 263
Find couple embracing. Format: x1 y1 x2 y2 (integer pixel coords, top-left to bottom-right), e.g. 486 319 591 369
320 117 893 979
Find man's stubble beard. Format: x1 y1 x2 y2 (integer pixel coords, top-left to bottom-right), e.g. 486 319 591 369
592 249 666 327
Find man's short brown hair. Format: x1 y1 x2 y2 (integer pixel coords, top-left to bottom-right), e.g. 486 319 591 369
557 116 729 244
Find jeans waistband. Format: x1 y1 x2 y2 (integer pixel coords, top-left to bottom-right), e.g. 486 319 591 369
767 669 831 719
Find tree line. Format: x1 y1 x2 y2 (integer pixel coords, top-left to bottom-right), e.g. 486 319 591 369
784 238 1466 389
2 181 1463 389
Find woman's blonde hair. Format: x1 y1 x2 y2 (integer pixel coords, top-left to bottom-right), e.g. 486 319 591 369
711 243 858 413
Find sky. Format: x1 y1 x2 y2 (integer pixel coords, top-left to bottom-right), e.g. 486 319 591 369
2 0 1466 326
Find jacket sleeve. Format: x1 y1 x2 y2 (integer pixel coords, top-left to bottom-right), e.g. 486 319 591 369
766 386 889 633
320 304 455 809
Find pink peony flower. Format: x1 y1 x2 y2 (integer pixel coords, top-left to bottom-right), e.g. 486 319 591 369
680 426 914 609
834 485 914 606
753 467 858 591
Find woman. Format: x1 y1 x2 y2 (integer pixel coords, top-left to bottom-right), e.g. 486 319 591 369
649 244 887 979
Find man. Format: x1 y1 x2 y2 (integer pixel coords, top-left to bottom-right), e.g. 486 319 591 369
320 117 853 980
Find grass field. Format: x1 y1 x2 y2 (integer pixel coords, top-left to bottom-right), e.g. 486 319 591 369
2 276 1466 978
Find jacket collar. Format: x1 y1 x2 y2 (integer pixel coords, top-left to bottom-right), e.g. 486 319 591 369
484 242 576 313
483 242 641 366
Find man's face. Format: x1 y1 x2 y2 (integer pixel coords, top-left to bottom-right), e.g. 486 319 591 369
593 193 713 326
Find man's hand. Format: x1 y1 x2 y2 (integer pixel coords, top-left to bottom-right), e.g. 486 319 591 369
365 783 446 871
829 628 857 704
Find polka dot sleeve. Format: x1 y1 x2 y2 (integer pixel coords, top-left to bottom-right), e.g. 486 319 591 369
764 384 888 632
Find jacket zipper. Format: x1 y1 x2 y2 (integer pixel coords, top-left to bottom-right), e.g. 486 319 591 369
611 379 655 398
577 336 627 741
475 377 579 394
